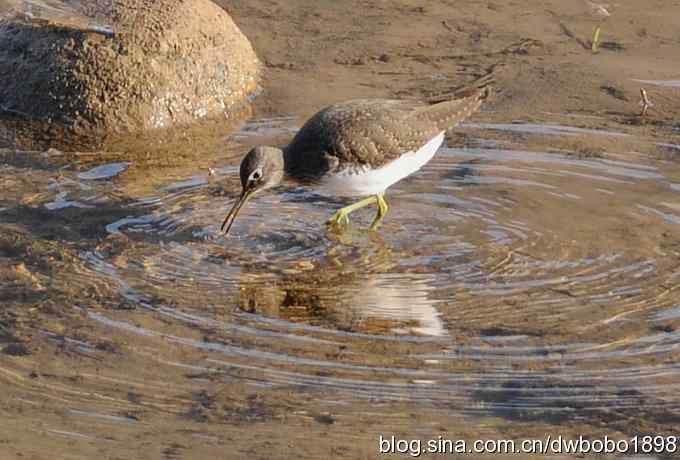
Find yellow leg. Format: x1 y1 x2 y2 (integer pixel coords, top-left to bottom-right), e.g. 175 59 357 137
327 195 377 227
370 193 389 230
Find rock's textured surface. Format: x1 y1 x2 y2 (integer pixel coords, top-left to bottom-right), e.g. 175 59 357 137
0 0 261 148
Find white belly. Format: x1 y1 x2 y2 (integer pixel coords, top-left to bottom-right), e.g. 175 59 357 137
319 131 445 197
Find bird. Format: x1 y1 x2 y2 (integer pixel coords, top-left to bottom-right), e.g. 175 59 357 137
221 84 490 234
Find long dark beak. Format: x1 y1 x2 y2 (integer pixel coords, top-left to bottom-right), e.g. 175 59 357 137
221 188 254 234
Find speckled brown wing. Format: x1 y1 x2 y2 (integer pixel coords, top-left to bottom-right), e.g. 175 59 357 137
283 88 487 180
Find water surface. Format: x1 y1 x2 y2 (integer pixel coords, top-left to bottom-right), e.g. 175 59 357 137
1 118 680 457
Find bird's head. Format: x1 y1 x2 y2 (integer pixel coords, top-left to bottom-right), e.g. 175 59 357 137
221 146 285 234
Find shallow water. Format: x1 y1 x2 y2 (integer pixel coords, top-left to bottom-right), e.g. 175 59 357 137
2 118 680 456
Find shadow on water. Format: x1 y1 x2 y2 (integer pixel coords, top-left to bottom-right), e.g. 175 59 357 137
2 115 680 454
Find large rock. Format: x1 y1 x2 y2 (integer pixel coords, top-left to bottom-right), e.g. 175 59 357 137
0 0 261 149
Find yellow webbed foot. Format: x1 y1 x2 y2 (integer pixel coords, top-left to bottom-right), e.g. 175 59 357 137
326 195 378 229
327 208 351 227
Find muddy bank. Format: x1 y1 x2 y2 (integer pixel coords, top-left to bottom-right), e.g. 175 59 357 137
0 0 261 150
221 0 680 129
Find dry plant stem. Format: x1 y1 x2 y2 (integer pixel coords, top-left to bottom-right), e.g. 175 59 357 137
639 88 653 117
591 26 601 53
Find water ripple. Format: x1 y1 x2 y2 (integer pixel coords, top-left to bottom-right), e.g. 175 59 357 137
24 119 680 415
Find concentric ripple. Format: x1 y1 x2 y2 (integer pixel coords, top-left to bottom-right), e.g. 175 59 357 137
17 120 680 419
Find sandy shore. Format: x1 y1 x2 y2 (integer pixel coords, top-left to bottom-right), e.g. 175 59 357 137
221 0 679 128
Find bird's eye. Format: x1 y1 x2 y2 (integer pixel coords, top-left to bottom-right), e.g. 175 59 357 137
248 168 263 183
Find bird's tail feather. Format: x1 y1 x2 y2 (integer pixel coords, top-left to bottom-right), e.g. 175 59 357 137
425 67 496 104
411 86 488 131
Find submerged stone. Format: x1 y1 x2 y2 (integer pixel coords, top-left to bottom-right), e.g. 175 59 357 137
0 0 261 149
